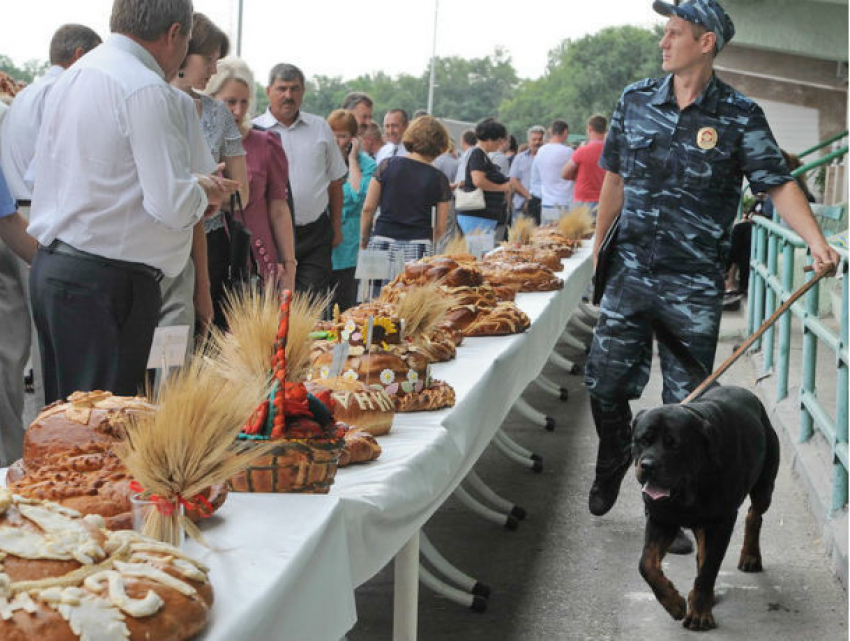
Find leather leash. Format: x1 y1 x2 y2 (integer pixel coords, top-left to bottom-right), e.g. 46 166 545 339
681 264 837 405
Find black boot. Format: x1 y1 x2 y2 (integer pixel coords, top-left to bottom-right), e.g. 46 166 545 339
588 398 633 516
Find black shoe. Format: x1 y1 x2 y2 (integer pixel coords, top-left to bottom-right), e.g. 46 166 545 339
668 528 694 555
588 457 632 516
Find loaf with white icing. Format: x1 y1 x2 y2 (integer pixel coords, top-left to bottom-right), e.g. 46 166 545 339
0 490 213 641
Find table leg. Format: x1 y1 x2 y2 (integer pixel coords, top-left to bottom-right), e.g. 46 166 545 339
393 530 420 641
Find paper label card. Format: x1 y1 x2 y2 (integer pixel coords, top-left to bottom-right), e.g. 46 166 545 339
355 249 391 282
146 325 190 370
466 231 495 259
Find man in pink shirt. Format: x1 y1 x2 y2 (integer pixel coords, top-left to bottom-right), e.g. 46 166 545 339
563 114 607 217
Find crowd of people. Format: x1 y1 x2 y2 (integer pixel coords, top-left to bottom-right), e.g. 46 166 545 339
0 0 839 569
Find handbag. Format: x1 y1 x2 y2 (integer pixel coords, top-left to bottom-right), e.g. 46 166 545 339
454 186 485 212
223 192 257 288
591 214 621 306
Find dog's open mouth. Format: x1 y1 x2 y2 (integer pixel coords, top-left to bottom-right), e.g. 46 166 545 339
642 481 671 501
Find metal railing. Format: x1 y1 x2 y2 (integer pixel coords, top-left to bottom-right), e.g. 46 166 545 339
747 149 848 512
798 130 848 159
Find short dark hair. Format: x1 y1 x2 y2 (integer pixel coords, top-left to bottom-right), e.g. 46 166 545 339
587 115 607 134
551 119 569 136
385 109 409 126
475 117 507 142
49 24 101 66
268 63 305 87
461 129 477 146
507 134 518 154
342 91 373 111
187 13 229 59
110 0 192 42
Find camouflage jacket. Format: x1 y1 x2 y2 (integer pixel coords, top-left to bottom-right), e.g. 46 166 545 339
600 73 792 276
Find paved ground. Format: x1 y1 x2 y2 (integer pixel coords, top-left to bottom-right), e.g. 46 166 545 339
348 305 848 641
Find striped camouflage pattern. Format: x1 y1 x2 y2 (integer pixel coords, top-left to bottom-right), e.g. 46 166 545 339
586 73 790 405
599 73 792 276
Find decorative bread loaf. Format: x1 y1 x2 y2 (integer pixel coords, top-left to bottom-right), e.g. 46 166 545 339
480 261 563 292
307 378 395 436
7 392 227 530
463 302 531 336
0 491 213 641
338 428 382 466
392 256 484 288
485 246 563 272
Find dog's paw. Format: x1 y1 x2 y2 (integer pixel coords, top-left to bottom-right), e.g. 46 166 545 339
685 590 717 631
661 592 687 620
683 607 717 631
738 552 763 572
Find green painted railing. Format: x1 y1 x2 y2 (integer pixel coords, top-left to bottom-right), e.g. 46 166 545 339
798 130 848 160
748 218 848 513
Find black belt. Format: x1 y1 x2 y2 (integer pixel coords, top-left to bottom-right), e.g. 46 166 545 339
16 200 31 207
43 240 163 282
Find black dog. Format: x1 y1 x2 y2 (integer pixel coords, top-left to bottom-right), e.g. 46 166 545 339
632 321 780 631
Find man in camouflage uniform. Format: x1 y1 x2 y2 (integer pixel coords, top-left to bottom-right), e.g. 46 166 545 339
584 0 839 540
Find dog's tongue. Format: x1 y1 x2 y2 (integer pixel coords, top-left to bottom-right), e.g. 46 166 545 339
642 481 671 501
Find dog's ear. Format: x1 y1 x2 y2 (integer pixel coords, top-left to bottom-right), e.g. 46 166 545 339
632 409 647 430
698 417 724 468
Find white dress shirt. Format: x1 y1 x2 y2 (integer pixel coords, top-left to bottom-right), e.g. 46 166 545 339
28 34 208 277
533 142 574 207
489 150 510 176
253 109 347 226
0 65 64 201
375 141 408 166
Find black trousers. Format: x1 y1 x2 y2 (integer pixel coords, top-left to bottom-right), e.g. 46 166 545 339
29 247 161 404
330 267 357 312
206 227 230 329
727 221 753 291
295 214 333 296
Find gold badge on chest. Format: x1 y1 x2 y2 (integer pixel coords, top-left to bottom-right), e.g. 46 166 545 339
697 127 718 150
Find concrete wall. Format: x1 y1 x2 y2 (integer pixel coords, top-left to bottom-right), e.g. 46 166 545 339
722 0 848 62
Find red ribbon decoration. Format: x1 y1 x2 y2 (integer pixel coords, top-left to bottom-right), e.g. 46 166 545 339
129 481 212 518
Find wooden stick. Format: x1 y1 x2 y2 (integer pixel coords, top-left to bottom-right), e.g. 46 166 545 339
681 267 830 405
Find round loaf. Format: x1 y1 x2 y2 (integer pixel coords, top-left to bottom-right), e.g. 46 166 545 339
0 492 213 641
307 378 395 436
9 392 227 529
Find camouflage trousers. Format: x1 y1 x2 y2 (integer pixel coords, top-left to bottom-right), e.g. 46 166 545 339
585 257 724 405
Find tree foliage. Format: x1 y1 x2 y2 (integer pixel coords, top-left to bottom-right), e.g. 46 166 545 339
0 55 49 85
1 25 662 142
499 25 663 139
297 48 517 124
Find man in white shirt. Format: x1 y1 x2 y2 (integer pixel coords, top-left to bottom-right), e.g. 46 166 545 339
509 125 545 223
254 63 347 294
27 0 236 403
0 24 101 421
533 119 574 222
374 109 409 165
453 129 477 188
341 91 374 135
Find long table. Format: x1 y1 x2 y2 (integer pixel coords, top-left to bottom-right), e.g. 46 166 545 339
5 247 593 641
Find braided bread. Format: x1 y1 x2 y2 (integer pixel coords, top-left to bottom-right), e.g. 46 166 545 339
485 246 563 272
480 262 563 292
463 302 531 336
338 428 382 466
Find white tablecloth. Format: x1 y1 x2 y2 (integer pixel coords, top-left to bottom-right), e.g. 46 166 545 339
3 247 593 641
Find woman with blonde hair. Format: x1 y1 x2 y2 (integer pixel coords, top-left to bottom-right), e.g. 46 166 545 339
360 115 451 280
205 56 296 292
